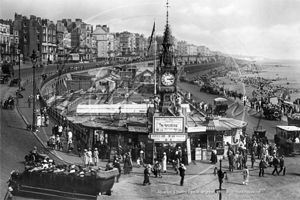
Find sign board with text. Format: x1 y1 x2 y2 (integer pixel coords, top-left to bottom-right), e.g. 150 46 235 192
150 134 186 142
153 116 185 134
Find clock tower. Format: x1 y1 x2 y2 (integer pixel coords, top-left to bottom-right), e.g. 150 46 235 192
156 1 178 114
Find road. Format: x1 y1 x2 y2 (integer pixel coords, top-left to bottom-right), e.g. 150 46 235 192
178 82 287 141
0 63 82 198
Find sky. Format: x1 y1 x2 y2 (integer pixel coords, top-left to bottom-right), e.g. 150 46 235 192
1 0 300 60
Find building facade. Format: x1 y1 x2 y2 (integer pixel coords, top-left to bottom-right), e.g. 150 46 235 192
92 25 109 59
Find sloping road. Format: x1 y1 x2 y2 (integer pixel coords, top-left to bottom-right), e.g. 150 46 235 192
178 82 287 140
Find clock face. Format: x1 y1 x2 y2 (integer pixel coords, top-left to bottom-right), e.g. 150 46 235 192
161 72 175 86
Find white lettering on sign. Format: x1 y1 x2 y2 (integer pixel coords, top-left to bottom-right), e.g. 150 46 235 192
153 117 184 133
150 134 186 142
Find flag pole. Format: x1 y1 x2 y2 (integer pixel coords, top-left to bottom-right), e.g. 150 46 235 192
154 20 157 95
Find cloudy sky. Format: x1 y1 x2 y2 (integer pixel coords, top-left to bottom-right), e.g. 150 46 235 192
1 0 300 59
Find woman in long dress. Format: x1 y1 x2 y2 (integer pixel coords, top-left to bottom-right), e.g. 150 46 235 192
162 152 167 172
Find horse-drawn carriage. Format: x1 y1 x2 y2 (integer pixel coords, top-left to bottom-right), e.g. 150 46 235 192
213 97 228 116
262 104 282 120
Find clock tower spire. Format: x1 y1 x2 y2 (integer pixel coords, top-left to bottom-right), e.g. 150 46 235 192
156 0 178 115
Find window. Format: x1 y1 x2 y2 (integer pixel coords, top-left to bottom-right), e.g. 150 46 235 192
23 29 27 34
43 28 46 34
23 23 27 27
43 36 46 42
14 31 18 36
15 38 18 44
37 28 40 33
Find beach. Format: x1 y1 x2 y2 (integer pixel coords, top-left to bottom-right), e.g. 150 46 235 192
185 59 300 101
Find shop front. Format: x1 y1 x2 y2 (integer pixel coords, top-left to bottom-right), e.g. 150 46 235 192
188 117 248 161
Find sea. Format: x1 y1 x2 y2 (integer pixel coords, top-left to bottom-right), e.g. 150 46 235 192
255 59 300 100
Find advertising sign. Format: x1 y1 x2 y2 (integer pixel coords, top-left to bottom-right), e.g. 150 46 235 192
195 148 202 161
150 134 186 142
153 117 184 133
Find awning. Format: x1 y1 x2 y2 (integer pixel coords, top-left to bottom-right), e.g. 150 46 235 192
76 104 149 115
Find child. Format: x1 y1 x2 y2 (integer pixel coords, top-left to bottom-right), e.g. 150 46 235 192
137 157 141 168
243 166 249 185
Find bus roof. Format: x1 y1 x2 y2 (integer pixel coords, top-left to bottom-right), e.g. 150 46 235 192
276 125 300 131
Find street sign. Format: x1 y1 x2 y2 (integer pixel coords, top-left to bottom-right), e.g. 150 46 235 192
215 189 226 193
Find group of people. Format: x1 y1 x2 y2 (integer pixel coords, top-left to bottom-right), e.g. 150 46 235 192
49 123 73 152
224 139 286 186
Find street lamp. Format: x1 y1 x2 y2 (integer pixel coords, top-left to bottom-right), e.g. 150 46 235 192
30 50 38 132
16 45 21 91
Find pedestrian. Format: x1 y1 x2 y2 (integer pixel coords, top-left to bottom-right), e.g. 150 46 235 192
251 151 256 168
67 140 73 153
143 164 151 186
272 156 280 176
259 158 267 177
77 140 82 157
242 166 249 185
178 163 186 186
93 148 99 166
162 152 167 173
67 130 73 142
153 160 162 178
57 124 63 137
87 148 93 166
123 154 131 174
55 135 61 151
52 123 58 136
83 149 89 167
113 158 121 182
278 155 286 176
228 151 234 172
28 95 32 108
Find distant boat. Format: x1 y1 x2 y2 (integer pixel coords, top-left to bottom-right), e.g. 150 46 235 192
287 82 290 85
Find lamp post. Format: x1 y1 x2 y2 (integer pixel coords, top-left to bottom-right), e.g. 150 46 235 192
16 45 21 91
30 50 38 132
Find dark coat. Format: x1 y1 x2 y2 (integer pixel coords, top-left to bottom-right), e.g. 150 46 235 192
178 166 186 177
143 168 150 184
279 158 285 167
273 157 279 167
113 162 121 173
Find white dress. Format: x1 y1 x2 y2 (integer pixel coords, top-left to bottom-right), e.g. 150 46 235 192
162 155 167 172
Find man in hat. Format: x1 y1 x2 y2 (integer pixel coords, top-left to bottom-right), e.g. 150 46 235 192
178 163 186 186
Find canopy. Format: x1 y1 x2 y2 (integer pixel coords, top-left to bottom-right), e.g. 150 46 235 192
76 104 149 115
